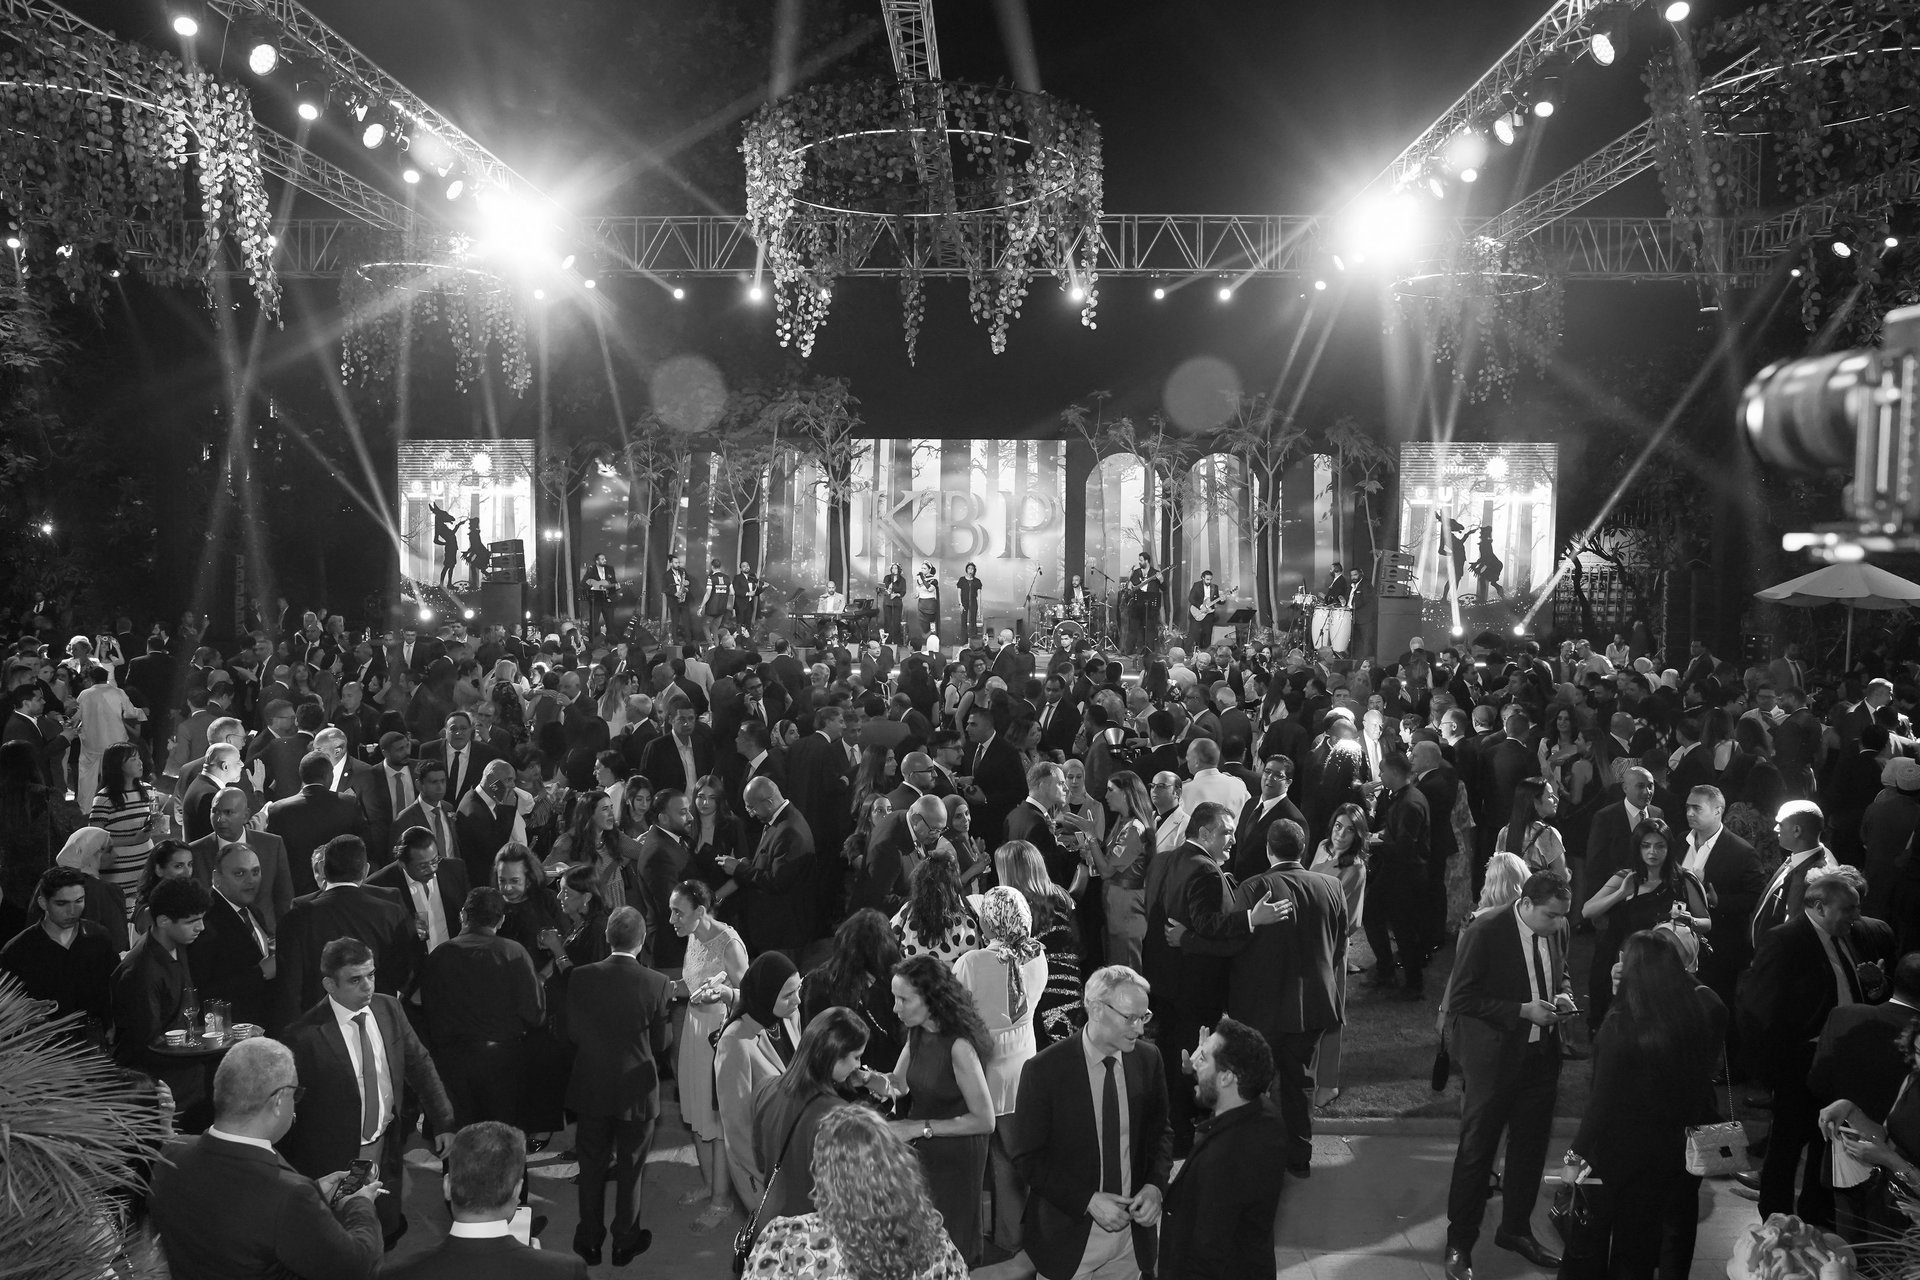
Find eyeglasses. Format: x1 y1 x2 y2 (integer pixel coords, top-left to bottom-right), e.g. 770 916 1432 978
272 1085 307 1103
1093 999 1152 1028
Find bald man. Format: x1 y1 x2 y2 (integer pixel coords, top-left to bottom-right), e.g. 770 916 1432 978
853 793 947 915
189 785 295 928
718 778 816 960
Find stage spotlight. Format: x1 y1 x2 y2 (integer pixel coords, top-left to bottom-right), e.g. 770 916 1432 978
672 286 686 300
1451 624 1465 637
1217 285 1233 302
417 607 434 623
1590 31 1616 65
1152 285 1166 300
1068 284 1086 302
401 166 421 184
1512 624 1526 636
1588 6 1630 66
4 236 19 250
1831 240 1853 258
559 253 576 271
294 80 326 121
1426 173 1446 199
1531 77 1561 118
445 177 465 201
1461 168 1480 184
360 110 389 149
171 11 198 37
243 21 280 75
533 288 546 299
1887 234 1901 249
1344 191 1424 263
1442 127 1489 176
38 521 53 536
747 283 765 302
1663 1 1689 21
1314 279 1327 291
462 609 476 621
1790 266 1803 278
1493 110 1522 146
583 277 597 289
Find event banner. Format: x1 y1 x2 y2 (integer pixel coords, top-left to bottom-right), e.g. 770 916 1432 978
396 439 536 590
1397 442 1557 602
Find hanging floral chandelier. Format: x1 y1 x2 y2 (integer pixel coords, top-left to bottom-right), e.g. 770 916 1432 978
1391 234 1563 402
742 78 1104 362
340 232 531 398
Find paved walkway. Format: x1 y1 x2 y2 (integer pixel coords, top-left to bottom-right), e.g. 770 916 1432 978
384 1106 1762 1277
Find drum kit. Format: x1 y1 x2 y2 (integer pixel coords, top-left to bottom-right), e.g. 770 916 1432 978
1286 589 1353 656
1031 594 1114 650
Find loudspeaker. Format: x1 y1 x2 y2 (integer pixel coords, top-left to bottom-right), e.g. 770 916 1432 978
1376 596 1425 664
472 582 524 624
482 539 526 584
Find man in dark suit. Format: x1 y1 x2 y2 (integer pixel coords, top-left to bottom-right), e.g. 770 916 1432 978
1229 818 1347 1177
367 825 471 961
280 937 456 1242
784 702 854 921
1367 752 1432 999
383 1121 586 1280
1442 869 1575 1280
190 784 295 928
718 778 816 960
1751 800 1842 948
1011 965 1174 1280
1037 674 1083 757
1230 755 1307 881
148 1037 385 1280
420 887 546 1129
268 752 369 898
180 738 245 843
959 702 1028 848
313 726 382 843
397 758 463 871
189 841 278 1028
566 907 674 1266
1810 951 1920 1237
636 696 717 793
1137 709 1188 784
849 793 944 915
1006 761 1075 889
454 761 521 889
418 710 497 803
248 699 313 802
1681 784 1767 1058
1737 867 1867 1226
362 732 417 861
1411 740 1463 952
272 836 414 1033
1583 764 1661 886
1157 1017 1289 1280
1486 706 1534 842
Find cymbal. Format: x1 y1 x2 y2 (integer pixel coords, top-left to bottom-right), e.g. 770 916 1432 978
1031 593 1060 602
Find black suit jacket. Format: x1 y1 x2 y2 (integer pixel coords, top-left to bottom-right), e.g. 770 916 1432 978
418 738 498 802
1229 794 1307 882
267 785 369 897
272 883 413 1033
1445 904 1572 1074
188 889 276 1027
964 734 1028 846
1038 699 1083 756
1693 827 1766 977
148 1133 382 1280
565 954 674 1120
1750 847 1840 949
1229 862 1348 1038
636 725 718 794
1809 998 1919 1120
279 992 455 1191
1011 1032 1173 1280
382 1233 589 1280
188 829 295 929
366 858 471 976
454 789 518 889
1739 913 1860 1085
1007 800 1075 890
785 731 854 856
1583 800 1664 886
1157 1100 1289 1280
1143 845 1249 1027
740 802 816 953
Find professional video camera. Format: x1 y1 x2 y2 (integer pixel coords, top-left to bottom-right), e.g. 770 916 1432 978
1743 303 1920 558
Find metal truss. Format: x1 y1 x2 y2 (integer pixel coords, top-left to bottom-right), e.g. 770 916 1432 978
880 0 942 81
1377 0 1648 192
144 212 1807 284
6 0 414 231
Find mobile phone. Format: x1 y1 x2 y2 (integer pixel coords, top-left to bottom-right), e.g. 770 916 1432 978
331 1158 375 1205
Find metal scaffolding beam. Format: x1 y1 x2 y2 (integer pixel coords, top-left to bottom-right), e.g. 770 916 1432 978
138 212 1806 284
1375 0 1647 193
880 0 942 81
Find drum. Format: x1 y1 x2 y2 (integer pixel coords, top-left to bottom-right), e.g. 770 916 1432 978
1310 604 1353 653
1045 604 1068 624
1052 619 1088 646
1066 600 1089 621
1290 590 1319 610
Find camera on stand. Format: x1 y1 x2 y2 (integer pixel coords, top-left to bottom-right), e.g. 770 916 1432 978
1743 303 1920 559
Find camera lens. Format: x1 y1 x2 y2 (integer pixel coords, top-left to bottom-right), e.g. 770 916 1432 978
1742 351 1880 474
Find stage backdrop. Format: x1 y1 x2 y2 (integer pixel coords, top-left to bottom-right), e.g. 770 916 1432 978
1397 442 1557 602
397 440 536 590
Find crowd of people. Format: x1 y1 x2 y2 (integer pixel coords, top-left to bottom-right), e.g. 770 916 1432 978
5 605 1920 1279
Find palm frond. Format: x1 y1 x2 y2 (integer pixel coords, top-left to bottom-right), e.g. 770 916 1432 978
0 974 170 1280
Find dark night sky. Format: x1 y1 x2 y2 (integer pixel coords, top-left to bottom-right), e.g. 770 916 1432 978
69 0 1758 442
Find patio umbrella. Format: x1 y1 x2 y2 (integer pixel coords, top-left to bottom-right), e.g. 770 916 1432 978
1753 562 1920 669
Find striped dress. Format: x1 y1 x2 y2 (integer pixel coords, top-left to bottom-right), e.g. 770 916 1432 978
89 784 155 913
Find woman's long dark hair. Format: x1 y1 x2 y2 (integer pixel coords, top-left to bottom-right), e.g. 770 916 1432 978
903 851 970 942
894 952 994 1063
98 741 147 810
1628 817 1678 887
1506 777 1553 851
566 787 619 864
773 1006 870 1105
817 909 903 1005
1609 930 1714 1069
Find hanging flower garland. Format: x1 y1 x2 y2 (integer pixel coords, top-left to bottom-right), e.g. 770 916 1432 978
0 18 278 314
743 78 1103 360
1390 235 1563 402
339 235 531 399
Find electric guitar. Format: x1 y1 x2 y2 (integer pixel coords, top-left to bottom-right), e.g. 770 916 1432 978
1190 583 1239 620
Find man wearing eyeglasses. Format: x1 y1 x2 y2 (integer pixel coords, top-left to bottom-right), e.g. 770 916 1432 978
368 826 471 960
1011 965 1173 1280
150 1037 386 1280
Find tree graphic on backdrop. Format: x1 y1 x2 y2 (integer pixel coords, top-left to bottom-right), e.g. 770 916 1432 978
708 402 786 573
1061 392 1198 582
1217 393 1311 625
1321 415 1397 576
761 377 868 587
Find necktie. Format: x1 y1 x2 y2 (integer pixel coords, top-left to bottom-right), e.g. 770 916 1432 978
1101 1056 1123 1195
450 748 464 795
1529 934 1550 1043
353 1011 381 1143
1835 934 1865 1005
430 808 451 860
391 768 411 813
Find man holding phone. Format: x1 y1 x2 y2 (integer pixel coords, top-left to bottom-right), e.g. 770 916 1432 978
1441 869 1576 1280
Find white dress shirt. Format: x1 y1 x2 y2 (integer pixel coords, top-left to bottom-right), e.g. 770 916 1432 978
409 873 451 951
1681 825 1723 880
1515 902 1554 1043
329 997 393 1143
1184 767 1250 814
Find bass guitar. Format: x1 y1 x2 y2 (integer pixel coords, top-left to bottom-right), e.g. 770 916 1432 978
1190 583 1239 620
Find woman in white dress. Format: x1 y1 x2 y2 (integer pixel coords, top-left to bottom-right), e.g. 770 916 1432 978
952 886 1048 1253
669 879 749 1233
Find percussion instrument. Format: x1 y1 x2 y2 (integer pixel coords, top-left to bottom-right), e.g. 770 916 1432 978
1051 619 1088 646
1045 604 1068 624
1310 604 1353 653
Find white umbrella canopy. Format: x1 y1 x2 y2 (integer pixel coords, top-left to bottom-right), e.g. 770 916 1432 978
1754 562 1920 669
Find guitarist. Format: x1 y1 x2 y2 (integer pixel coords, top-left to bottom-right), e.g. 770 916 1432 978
1187 568 1224 656
1127 552 1160 657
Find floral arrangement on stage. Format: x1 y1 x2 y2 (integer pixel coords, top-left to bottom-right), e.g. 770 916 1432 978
339 236 532 398
0 15 278 314
742 77 1103 361
1389 234 1562 403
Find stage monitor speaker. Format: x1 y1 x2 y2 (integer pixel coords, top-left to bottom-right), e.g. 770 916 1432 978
1375 595 1425 664
483 539 526 584
471 582 523 624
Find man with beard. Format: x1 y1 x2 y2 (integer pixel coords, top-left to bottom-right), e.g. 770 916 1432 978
636 790 692 970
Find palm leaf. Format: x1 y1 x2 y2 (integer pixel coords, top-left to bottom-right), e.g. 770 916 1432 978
0 974 170 1280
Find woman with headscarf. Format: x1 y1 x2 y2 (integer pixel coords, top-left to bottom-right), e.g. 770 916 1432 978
953 886 1049 1253
53 826 132 950
713 951 803 1207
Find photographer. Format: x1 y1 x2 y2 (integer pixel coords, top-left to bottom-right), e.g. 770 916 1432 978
149 1037 385 1280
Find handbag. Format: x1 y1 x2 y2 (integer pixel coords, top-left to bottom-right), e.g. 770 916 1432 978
1685 1053 1750 1177
1549 1179 1611 1280
731 1106 804 1275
